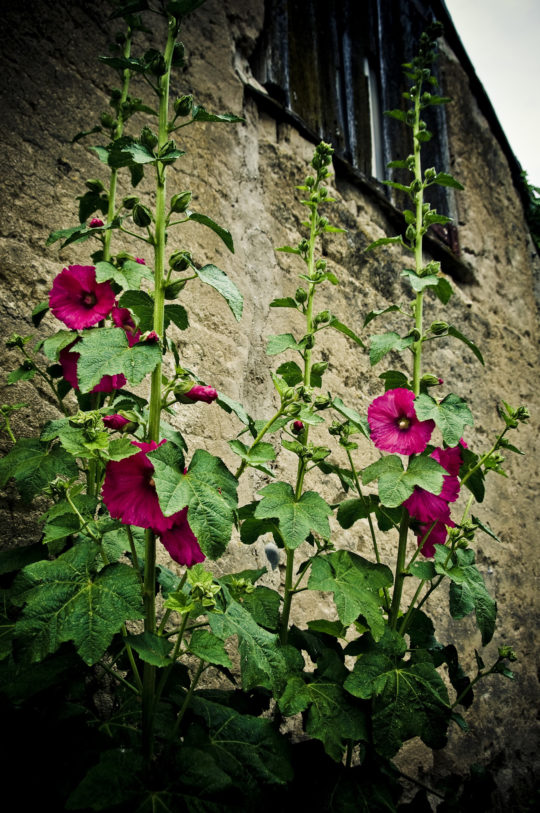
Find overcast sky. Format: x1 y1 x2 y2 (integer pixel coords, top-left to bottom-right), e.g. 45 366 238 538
444 0 540 188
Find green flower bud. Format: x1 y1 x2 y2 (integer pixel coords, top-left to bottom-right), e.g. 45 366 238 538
172 42 185 67
315 258 327 271
299 239 309 254
100 112 116 129
314 310 331 325
318 216 328 229
174 94 193 117
420 373 441 387
295 287 308 303
430 321 448 335
145 50 167 76
86 179 105 192
164 279 187 299
122 195 139 211
140 126 158 151
285 402 301 416
311 361 328 376
314 395 331 410
169 250 192 271
424 167 436 180
132 203 153 228
282 387 295 402
6 334 28 350
170 191 192 213
304 334 315 350
305 175 315 188
498 646 517 662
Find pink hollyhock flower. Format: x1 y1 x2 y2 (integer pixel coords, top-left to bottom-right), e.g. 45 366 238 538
49 265 116 329
59 341 126 393
159 507 205 567
404 444 462 524
89 218 104 228
135 257 146 265
103 414 131 431
144 331 159 343
416 519 454 558
367 388 434 455
184 385 218 404
102 440 175 533
112 305 141 347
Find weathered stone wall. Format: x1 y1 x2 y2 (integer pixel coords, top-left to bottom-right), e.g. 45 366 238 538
1 0 538 807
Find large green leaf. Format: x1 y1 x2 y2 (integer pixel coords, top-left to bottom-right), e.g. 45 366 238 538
266 333 303 356
195 264 243 321
279 675 367 762
254 481 332 550
208 599 290 693
362 454 445 508
188 629 232 667
369 332 415 366
434 547 496 644
332 396 371 438
414 392 474 446
15 540 143 664
77 328 161 392
0 438 78 502
191 104 244 124
308 551 392 639
187 212 234 253
95 260 153 290
124 631 173 667
148 445 238 559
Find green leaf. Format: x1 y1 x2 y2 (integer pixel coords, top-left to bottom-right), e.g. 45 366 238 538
434 547 496 645
77 328 161 392
431 172 464 190
401 269 441 292
242 586 281 630
117 289 153 331
332 396 371 438
308 551 392 639
384 109 407 122
42 330 78 360
215 391 251 426
164 303 189 330
365 235 405 252
377 455 445 508
208 599 289 693
191 105 244 124
460 448 485 502
328 317 365 347
447 325 485 365
187 212 234 253
188 629 232 667
31 301 49 327
472 515 501 542
269 297 298 309
125 632 173 666
414 393 474 446
195 264 243 321
266 333 302 356
148 446 238 559
276 245 301 255
108 139 158 167
345 653 450 757
66 749 144 812
46 225 89 247
7 366 37 385
363 305 401 327
336 497 377 529
95 260 153 290
378 369 410 390
275 360 303 386
0 438 78 502
435 277 453 304
15 540 143 664
369 332 414 366
228 439 275 465
254 482 332 550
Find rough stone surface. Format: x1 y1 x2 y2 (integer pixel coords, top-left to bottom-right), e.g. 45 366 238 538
1 1 538 808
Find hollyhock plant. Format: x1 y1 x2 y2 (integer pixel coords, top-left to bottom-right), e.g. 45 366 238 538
416 518 455 558
59 341 127 393
102 439 175 534
112 305 142 347
404 444 463 524
49 265 116 329
159 507 205 567
367 387 435 455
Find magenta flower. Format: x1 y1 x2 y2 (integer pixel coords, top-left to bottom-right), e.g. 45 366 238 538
184 385 218 404
367 388 434 455
102 440 175 534
292 420 305 434
103 414 131 431
59 341 126 393
49 265 116 329
89 218 104 228
159 507 205 567
135 257 146 265
416 519 454 558
112 305 141 347
404 444 462 524
144 331 159 343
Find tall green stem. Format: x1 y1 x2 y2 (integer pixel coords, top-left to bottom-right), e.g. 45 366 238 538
142 14 178 763
389 509 410 628
412 83 424 397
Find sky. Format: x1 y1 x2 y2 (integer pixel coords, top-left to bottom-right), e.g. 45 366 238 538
444 0 540 188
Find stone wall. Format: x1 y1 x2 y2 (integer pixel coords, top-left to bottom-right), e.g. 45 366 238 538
1 0 538 807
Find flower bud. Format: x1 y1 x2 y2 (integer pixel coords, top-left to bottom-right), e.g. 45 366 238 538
282 387 295 402
100 112 116 129
145 50 167 76
103 413 134 432
305 176 315 188
318 216 328 229
285 403 301 416
174 94 193 117
6 334 28 349
140 126 158 151
177 384 218 404
311 361 328 376
135 257 146 265
295 287 308 303
498 646 517 662
123 195 139 210
424 167 436 180
170 191 192 213
86 179 105 192
164 279 187 299
298 239 309 254
314 310 331 325
420 374 441 387
169 250 192 271
132 203 153 227
304 334 315 350
172 42 185 67
314 395 331 410
315 259 327 271
292 420 304 434
89 218 104 228
430 321 448 335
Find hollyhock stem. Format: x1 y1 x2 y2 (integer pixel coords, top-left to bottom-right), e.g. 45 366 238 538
389 509 410 628
142 14 178 763
412 81 424 397
173 659 206 738
234 405 286 480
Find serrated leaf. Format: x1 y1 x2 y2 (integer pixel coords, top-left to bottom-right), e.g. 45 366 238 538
378 369 410 390
31 301 49 327
266 333 302 356
460 448 485 502
471 515 501 542
447 325 484 364
77 327 161 392
187 212 234 253
401 269 441 292
414 392 474 446
434 277 453 304
384 109 407 122
276 245 301 254
254 482 331 550
165 303 189 330
308 551 392 638
434 547 496 645
215 391 252 426
365 235 405 252
195 264 243 321
0 438 78 502
149 446 238 559
117 290 154 331
363 305 401 327
337 497 376 529
7 366 37 385
191 105 243 124
240 586 281 630
42 330 78 360
269 297 298 309
275 360 303 386
66 749 144 812
332 396 371 438
188 629 232 667
431 172 464 190
328 317 365 347
228 439 275 465
125 631 173 666
95 260 153 290
369 332 414 365
15 540 143 664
